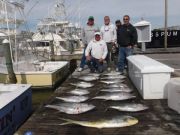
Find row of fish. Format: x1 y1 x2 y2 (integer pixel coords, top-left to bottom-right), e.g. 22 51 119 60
45 71 148 128
45 102 148 114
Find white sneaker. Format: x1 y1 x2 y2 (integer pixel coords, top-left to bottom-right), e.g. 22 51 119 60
116 68 119 72
78 67 83 72
107 67 111 71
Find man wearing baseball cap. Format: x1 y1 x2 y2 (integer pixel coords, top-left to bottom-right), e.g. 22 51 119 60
78 16 99 72
85 32 108 73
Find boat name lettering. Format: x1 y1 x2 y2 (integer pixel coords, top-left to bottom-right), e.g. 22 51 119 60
151 31 178 38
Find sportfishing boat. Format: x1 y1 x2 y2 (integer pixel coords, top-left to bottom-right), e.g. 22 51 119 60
31 0 83 58
0 0 69 88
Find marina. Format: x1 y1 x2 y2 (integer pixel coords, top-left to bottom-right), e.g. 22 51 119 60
0 0 180 135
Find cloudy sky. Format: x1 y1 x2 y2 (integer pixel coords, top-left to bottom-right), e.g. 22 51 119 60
22 0 180 31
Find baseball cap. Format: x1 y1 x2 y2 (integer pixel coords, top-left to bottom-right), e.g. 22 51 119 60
94 32 100 36
88 16 94 20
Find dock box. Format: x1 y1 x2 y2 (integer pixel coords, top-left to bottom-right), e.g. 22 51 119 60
127 55 174 99
0 84 32 135
167 78 180 114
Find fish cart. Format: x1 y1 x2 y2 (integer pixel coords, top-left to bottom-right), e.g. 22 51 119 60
0 84 32 135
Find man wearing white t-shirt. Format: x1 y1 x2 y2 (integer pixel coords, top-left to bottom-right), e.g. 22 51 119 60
100 16 117 71
85 32 108 73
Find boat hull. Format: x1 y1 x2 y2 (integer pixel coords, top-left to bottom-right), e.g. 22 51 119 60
0 61 69 88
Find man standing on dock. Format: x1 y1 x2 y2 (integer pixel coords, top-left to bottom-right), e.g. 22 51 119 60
78 16 99 72
117 15 137 74
85 32 108 73
100 16 117 71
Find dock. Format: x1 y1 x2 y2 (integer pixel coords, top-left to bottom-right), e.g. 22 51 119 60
16 69 180 135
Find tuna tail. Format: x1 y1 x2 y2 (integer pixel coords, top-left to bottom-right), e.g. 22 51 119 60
92 96 100 100
45 105 58 110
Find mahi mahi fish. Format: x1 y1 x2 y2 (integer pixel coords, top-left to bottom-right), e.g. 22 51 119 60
92 92 136 101
100 88 133 93
68 89 90 95
109 103 149 112
59 115 138 128
45 103 95 114
56 95 89 103
70 82 94 88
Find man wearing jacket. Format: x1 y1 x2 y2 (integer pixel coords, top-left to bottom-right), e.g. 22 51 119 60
100 16 117 71
117 15 138 73
85 32 108 73
78 16 99 72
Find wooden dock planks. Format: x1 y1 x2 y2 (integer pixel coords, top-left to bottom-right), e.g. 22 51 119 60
16 70 180 135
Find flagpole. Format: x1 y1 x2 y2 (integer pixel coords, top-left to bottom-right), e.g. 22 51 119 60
164 0 168 49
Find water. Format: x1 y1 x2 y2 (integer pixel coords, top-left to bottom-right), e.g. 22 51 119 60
31 89 54 110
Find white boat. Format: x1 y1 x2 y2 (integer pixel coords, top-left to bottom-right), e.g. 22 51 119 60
0 60 69 88
31 0 84 58
0 83 32 135
0 0 70 88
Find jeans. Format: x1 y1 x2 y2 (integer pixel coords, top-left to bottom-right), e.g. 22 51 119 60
87 57 104 73
79 47 86 68
105 43 113 68
118 47 133 72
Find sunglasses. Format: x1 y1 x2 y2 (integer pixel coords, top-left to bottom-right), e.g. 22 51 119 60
123 18 129 21
95 35 100 37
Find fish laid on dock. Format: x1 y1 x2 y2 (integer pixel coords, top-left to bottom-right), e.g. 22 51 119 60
100 75 126 80
109 103 149 112
45 103 95 114
100 88 133 93
105 84 128 88
92 92 136 101
103 72 123 76
77 75 99 81
56 95 89 103
100 80 124 84
68 89 90 95
88 73 101 77
70 82 94 88
59 115 138 128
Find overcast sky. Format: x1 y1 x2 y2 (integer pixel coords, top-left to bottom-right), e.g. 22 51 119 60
23 0 180 31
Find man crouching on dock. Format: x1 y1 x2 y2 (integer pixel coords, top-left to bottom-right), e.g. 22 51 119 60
85 32 108 73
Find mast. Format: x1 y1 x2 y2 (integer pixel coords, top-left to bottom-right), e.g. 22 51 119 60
164 0 168 49
4 1 14 62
